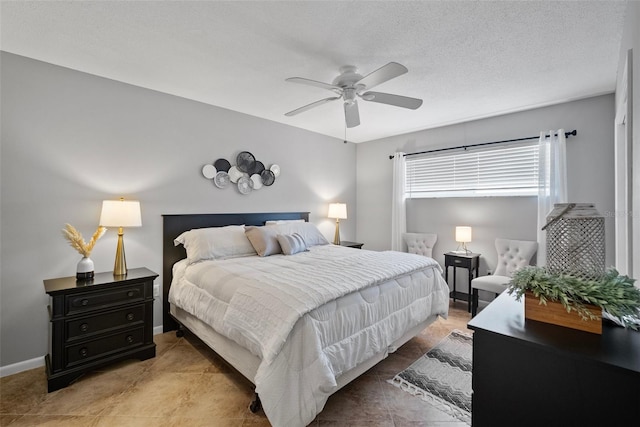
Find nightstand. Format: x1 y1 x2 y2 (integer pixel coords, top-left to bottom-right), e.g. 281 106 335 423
44 267 158 392
444 252 480 313
340 241 364 249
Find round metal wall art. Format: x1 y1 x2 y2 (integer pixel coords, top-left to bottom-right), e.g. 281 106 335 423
201 151 279 195
260 169 275 186
237 176 253 194
236 151 256 174
202 164 216 179
213 171 230 188
252 161 265 175
228 166 244 183
214 158 231 172
251 174 263 189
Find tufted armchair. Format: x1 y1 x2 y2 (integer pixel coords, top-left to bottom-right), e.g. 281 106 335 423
471 238 538 316
403 233 438 258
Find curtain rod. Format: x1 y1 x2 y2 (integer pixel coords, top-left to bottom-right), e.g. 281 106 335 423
388 129 577 160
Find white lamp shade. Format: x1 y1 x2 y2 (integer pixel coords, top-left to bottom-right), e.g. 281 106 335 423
455 226 472 243
100 200 142 227
328 203 347 220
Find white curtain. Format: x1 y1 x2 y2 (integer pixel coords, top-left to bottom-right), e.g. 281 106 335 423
537 129 567 266
391 152 407 251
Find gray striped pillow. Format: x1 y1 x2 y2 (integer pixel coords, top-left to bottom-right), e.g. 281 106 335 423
276 233 308 255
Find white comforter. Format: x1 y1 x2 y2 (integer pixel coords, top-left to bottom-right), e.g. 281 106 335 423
169 245 449 426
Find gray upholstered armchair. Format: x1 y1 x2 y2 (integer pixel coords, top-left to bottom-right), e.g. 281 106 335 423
402 232 438 258
471 238 538 316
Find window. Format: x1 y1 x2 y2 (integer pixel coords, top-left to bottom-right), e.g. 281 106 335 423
405 143 539 198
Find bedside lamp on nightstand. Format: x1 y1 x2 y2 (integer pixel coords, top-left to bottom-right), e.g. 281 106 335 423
328 203 347 245
455 226 472 254
99 198 142 276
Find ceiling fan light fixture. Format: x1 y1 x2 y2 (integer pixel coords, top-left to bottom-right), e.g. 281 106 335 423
343 88 357 104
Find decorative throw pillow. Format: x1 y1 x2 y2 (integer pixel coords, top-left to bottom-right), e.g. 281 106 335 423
174 225 256 264
245 225 282 257
272 222 329 247
277 233 308 255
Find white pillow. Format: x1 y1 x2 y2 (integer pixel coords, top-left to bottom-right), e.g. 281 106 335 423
264 219 306 225
277 233 308 255
272 222 329 247
174 225 256 264
245 225 282 257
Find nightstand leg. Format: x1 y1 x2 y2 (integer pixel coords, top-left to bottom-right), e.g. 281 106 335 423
453 267 457 303
468 269 473 312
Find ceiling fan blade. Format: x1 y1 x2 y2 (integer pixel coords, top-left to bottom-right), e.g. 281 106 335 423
344 101 360 128
356 62 408 90
362 91 423 110
284 96 340 116
285 77 342 93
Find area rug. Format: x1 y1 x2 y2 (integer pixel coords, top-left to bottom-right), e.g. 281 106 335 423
388 329 472 425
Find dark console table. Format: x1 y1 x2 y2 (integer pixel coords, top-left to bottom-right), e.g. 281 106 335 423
468 292 640 427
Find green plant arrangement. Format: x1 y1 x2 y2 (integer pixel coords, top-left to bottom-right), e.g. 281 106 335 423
508 266 640 330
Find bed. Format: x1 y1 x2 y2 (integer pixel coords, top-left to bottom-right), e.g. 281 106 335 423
162 212 450 426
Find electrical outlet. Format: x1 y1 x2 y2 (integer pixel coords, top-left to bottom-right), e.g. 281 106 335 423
487 269 493 275
153 283 160 297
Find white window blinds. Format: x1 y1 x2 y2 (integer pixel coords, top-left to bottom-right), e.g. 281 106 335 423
405 143 539 198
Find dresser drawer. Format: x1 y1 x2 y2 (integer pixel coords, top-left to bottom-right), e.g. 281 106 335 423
66 305 145 341
65 284 145 315
65 327 145 367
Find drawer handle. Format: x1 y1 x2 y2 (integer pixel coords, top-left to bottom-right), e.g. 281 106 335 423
126 313 134 321
454 260 462 264
127 291 134 298
79 347 88 357
126 335 134 344
81 299 89 306
80 323 89 332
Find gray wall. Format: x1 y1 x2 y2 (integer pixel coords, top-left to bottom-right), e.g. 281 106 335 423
0 53 357 368
356 95 615 294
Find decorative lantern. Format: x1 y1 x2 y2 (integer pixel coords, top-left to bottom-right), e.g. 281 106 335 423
543 203 605 280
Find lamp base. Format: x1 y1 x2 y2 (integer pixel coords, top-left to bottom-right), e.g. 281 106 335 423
113 228 128 276
454 243 471 255
333 220 341 245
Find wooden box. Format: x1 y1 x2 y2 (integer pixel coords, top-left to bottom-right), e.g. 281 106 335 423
524 291 602 334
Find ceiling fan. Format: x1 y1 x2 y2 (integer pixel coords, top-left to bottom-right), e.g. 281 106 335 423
284 62 423 128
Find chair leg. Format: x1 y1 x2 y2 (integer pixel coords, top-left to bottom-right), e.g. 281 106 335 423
471 288 479 317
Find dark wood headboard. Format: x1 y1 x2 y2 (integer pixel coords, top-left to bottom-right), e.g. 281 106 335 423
162 212 310 331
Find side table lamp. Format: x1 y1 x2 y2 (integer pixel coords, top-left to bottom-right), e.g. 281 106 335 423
99 198 142 276
455 226 472 254
328 203 347 245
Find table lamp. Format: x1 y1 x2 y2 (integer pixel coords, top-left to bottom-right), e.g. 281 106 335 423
99 198 142 276
328 203 347 245
455 226 472 254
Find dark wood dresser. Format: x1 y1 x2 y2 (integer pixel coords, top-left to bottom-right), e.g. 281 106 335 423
44 267 158 392
468 291 640 427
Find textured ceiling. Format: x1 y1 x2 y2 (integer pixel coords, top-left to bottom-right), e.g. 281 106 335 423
0 1 627 143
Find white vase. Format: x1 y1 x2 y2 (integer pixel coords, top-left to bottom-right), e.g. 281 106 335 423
76 256 95 280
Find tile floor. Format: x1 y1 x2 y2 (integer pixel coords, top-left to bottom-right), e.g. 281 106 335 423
0 302 471 427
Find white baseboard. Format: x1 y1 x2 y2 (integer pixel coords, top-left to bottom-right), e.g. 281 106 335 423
1 325 166 378
0 356 45 378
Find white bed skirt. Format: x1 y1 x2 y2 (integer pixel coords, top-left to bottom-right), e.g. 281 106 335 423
171 303 439 390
